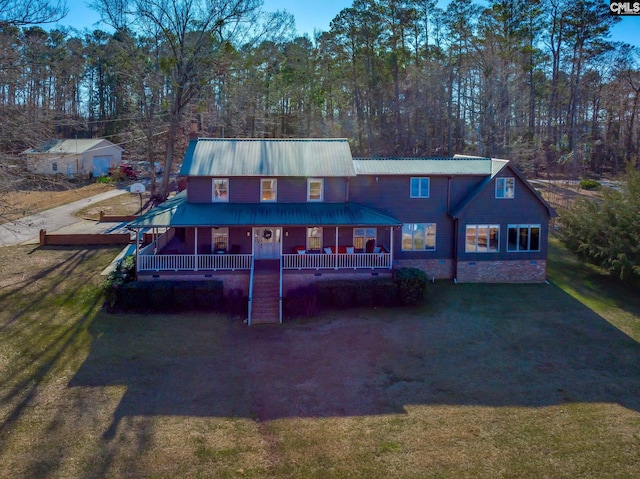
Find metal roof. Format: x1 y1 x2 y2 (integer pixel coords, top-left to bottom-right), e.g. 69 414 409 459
128 191 401 228
352 157 504 176
180 138 356 177
23 139 122 155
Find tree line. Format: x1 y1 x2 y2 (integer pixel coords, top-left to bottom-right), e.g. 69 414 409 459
1 0 639 200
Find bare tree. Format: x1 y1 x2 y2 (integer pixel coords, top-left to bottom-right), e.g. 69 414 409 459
0 0 68 26
92 0 293 200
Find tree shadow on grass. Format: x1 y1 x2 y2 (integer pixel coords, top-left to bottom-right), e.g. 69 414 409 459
68 281 640 439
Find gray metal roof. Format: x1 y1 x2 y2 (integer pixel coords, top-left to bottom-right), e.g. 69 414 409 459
128 191 401 228
23 139 122 155
352 157 506 176
180 138 356 177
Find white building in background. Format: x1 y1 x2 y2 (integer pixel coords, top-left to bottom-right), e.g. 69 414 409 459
23 139 123 177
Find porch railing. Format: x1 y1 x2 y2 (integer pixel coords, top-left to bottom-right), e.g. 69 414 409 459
138 253 252 271
282 252 391 270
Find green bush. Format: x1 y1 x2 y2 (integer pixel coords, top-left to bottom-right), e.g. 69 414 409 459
331 280 355 308
284 285 317 318
172 282 196 310
226 288 247 316
95 175 113 184
372 279 399 307
118 282 150 312
353 280 376 307
147 281 174 312
315 281 336 308
394 267 428 306
579 178 600 190
194 280 225 310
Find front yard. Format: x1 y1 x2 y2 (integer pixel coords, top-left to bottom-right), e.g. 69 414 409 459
1 240 640 478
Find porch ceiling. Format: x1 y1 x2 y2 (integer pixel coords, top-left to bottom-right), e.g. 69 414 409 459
128 191 401 228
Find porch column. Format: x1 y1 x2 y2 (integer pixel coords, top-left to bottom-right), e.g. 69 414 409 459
335 226 339 269
389 227 394 269
135 228 140 277
194 227 199 271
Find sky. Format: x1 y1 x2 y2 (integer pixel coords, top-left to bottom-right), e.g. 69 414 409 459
57 0 639 47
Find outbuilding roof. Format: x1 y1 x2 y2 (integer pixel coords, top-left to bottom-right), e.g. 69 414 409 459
179 138 356 177
23 139 122 155
128 191 401 228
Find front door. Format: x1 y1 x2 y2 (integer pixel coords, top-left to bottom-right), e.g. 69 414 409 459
253 227 281 259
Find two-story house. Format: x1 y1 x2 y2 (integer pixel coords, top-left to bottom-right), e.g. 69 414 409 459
128 138 555 323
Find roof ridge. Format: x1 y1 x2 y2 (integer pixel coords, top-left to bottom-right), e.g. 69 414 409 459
353 156 493 161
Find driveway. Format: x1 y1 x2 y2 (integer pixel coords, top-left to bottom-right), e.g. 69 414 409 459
0 188 129 247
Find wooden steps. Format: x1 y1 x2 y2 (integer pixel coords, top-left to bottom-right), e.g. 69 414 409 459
250 260 281 324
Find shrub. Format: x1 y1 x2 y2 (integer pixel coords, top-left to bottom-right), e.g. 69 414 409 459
118 281 150 312
315 281 336 308
353 280 376 307
194 280 225 310
284 284 318 318
331 280 355 308
172 282 196 310
394 267 428 306
147 281 174 312
372 279 399 307
579 178 600 190
227 288 247 316
95 175 113 184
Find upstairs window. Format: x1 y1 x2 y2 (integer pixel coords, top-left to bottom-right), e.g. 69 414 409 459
496 177 515 199
52 162 58 172
261 178 277 202
465 225 500 253
212 178 229 202
402 223 436 251
410 177 430 198
307 178 324 202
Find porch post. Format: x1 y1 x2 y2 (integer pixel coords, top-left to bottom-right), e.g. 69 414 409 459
194 227 199 271
389 226 394 269
135 228 140 278
335 226 339 269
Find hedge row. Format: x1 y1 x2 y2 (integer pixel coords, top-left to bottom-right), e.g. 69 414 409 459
104 280 227 313
284 268 429 319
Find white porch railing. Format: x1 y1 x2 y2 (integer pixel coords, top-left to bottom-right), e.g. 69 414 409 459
282 253 391 270
138 253 252 271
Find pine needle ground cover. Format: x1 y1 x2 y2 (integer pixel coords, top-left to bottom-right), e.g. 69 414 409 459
1 242 639 478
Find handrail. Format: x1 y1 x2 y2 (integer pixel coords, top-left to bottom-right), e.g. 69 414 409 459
278 256 283 324
281 252 391 270
247 256 255 326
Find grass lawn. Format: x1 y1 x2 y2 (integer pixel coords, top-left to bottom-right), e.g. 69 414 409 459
1 240 640 478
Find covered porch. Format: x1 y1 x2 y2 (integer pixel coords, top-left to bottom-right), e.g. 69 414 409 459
128 192 400 275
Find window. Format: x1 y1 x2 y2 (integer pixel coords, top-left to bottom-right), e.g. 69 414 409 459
353 228 377 251
212 227 229 252
307 178 324 202
52 162 58 172
496 177 515 198
410 177 430 198
261 178 277 202
465 225 500 252
307 227 323 251
402 223 436 251
507 225 540 252
212 178 229 202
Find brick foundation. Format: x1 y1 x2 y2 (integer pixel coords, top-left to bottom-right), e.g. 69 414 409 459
394 259 454 280
456 260 547 283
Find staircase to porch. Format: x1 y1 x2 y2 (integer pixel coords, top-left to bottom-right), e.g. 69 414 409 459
249 260 281 324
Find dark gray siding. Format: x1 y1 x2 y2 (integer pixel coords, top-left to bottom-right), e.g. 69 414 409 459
456 171 550 261
187 177 212 203
188 176 349 204
349 175 481 259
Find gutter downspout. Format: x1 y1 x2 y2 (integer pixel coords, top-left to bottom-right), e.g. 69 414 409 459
448 176 458 282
